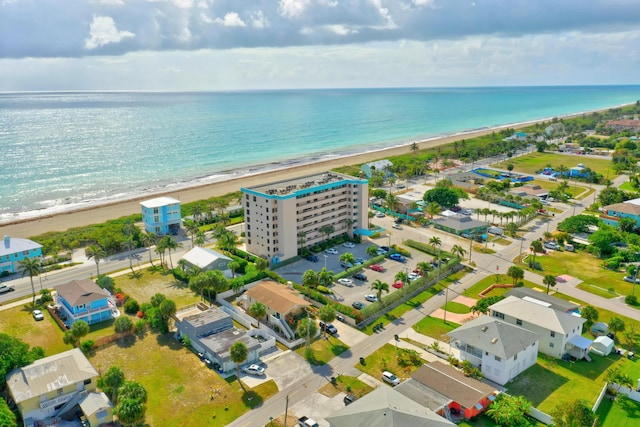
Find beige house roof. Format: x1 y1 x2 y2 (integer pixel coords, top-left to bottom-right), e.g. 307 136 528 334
6 348 99 404
602 202 640 216
489 296 585 334
245 280 308 314
55 279 109 306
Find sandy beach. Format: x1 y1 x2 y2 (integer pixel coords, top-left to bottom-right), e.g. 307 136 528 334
0 103 621 239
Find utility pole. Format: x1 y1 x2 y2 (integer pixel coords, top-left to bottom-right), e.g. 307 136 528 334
283 394 289 427
443 285 449 325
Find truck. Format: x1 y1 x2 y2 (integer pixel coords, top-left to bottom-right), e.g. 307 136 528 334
0 283 15 294
298 416 320 427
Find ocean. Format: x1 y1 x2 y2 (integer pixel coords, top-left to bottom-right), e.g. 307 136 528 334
2 86 640 224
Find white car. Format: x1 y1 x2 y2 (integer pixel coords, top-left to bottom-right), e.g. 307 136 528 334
242 364 266 376
325 248 339 255
375 212 385 218
32 309 44 321
392 223 402 229
365 294 378 302
408 272 420 281
382 371 400 386
338 278 354 287
343 242 356 248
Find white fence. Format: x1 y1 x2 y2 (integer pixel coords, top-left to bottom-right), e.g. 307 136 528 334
526 406 553 425
592 382 610 412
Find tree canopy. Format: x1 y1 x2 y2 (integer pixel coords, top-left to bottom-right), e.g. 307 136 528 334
549 399 595 427
486 394 532 427
557 214 599 233
0 333 45 387
423 187 460 209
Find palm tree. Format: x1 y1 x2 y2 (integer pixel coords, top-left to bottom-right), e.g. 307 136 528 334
86 244 106 277
507 266 524 286
19 258 42 305
543 274 557 294
318 305 336 337
426 202 441 219
318 267 334 288
160 236 182 270
416 261 431 276
609 317 626 336
506 222 519 238
339 252 356 271
228 261 240 279
123 235 136 274
395 270 409 286
248 302 267 327
319 224 335 243
385 192 399 213
141 232 157 266
366 245 380 258
581 305 599 327
183 219 200 247
370 279 389 305
217 230 238 251
229 342 248 390
529 240 544 268
297 231 307 252
451 244 466 260
429 236 442 276
302 270 319 300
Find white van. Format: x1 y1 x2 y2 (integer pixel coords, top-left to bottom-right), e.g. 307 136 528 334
487 226 504 236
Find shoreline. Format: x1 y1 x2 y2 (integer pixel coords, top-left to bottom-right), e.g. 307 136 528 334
2 102 628 238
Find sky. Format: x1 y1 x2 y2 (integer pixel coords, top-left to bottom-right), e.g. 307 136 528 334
1 0 640 91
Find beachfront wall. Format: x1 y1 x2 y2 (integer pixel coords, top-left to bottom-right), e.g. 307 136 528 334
241 172 368 262
140 196 182 235
0 235 43 274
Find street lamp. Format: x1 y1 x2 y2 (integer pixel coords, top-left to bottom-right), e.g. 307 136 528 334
323 255 328 270
519 238 526 264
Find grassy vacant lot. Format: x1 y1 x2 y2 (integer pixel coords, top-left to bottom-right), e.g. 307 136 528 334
357 343 423 382
0 304 71 355
412 316 460 341
461 274 541 299
90 333 278 426
441 301 470 314
318 374 374 398
508 353 619 413
361 269 467 335
596 395 640 427
492 152 616 178
113 265 201 307
295 335 349 365
526 250 633 297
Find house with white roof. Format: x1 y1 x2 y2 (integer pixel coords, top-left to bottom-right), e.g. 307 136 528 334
361 159 394 178
180 247 232 275
0 235 43 275
140 196 181 235
5 348 113 427
489 296 587 359
448 316 539 385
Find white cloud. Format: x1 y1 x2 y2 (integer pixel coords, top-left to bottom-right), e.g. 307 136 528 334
324 25 359 36
279 0 310 18
251 10 269 29
85 15 135 50
215 12 246 27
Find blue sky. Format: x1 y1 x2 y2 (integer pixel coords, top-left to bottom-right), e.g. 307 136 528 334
2 0 640 91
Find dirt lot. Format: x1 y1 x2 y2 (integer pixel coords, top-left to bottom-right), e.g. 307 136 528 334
112 266 200 307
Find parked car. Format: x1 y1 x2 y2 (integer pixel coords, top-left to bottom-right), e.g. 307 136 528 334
375 212 386 218
338 278 354 287
461 209 473 216
0 284 15 294
394 218 403 224
243 364 266 376
392 223 402 229
352 301 365 310
325 248 339 255
298 416 320 427
305 254 319 262
355 257 364 264
369 264 384 272
319 321 338 335
389 253 405 262
365 294 378 302
623 276 640 284
450 206 462 212
487 226 504 236
408 272 420 281
343 394 357 405
340 261 354 268
392 281 404 289
380 246 390 252
32 309 44 321
343 242 356 248
353 272 367 281
543 242 560 250
382 371 400 386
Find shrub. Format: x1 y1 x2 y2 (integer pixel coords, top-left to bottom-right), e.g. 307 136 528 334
397 348 422 367
528 261 543 271
134 319 147 334
96 275 115 293
516 281 525 288
124 299 140 315
80 340 95 355
625 295 639 306
317 286 333 294
114 316 134 333
172 268 189 283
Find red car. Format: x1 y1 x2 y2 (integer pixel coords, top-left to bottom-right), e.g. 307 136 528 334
370 264 384 272
392 281 404 289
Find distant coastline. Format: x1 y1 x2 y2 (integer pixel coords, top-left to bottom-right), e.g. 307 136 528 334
2 99 632 239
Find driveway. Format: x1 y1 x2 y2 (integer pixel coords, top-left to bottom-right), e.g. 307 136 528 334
262 350 315 390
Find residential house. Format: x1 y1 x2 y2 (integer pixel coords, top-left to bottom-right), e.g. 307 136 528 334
396 361 498 420
241 172 368 262
140 196 181 235
180 247 232 276
447 316 539 385
174 307 266 373
545 123 565 136
242 279 309 340
326 386 455 427
509 184 549 199
361 159 394 178
505 287 580 314
504 132 528 142
0 235 43 275
54 279 118 327
432 216 488 238
600 197 640 227
607 119 640 132
5 348 113 427
489 296 587 359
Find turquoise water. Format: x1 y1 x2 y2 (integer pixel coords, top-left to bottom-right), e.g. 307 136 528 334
2 86 640 223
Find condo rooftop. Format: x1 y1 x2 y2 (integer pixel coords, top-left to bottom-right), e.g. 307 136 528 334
244 171 364 197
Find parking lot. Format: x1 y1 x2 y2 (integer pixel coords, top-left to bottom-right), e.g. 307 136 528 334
277 241 437 310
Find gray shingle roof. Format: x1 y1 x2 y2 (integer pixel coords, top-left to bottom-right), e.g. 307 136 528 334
55 279 109 306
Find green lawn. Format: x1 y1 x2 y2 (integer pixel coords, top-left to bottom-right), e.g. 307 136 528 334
317 374 374 399
412 316 460 341
619 181 636 192
596 395 640 427
295 335 349 365
0 304 72 356
90 332 278 426
361 269 468 335
441 301 471 314
357 343 424 382
507 353 619 413
492 152 617 178
462 274 541 299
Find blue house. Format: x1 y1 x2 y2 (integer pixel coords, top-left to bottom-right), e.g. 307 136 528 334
600 198 640 227
0 235 43 275
140 196 182 235
361 159 394 178
54 279 118 327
